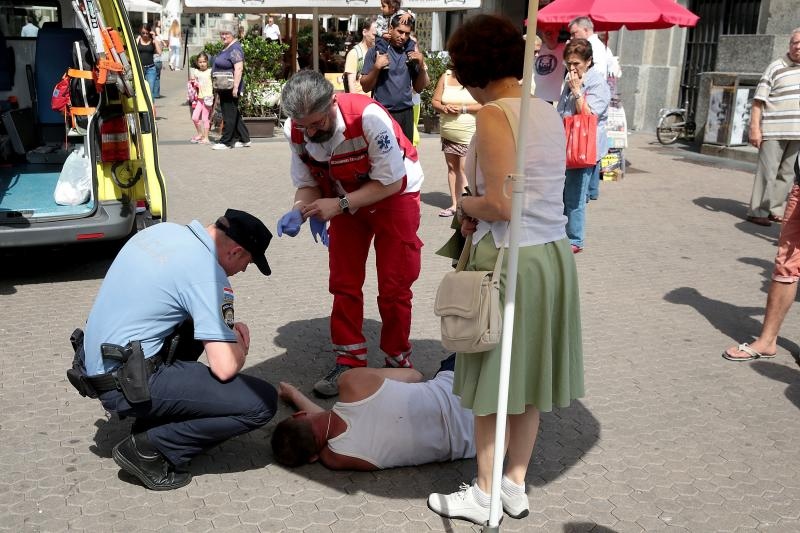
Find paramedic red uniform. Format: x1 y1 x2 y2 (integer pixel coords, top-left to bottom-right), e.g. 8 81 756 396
286 94 424 368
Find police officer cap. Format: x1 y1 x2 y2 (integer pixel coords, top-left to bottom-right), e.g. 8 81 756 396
218 209 273 276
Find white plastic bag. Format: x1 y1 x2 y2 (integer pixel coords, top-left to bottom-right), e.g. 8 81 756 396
54 145 91 206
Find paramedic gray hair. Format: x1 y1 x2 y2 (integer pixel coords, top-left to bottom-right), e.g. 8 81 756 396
280 70 334 120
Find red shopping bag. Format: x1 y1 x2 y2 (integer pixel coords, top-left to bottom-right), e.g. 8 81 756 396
564 104 597 169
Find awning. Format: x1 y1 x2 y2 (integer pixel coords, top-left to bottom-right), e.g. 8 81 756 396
125 0 162 14
182 0 481 15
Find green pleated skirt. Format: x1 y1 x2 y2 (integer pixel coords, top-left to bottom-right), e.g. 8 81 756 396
452 234 584 416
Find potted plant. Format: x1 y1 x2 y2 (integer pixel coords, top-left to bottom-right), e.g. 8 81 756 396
201 36 288 138
419 52 449 134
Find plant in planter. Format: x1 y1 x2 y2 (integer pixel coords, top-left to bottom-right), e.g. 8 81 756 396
419 52 449 134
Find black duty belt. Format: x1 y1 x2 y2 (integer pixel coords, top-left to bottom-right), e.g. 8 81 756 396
84 353 164 394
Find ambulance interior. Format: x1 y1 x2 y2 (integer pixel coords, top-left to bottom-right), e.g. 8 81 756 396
0 0 163 241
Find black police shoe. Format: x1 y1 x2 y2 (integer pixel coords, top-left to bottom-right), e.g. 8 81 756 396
112 434 192 491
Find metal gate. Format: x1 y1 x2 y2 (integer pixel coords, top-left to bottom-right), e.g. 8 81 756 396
679 0 761 117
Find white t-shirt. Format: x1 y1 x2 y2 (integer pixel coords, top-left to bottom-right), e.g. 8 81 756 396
263 23 281 41
285 102 424 194
588 34 610 79
21 22 38 37
533 41 566 102
328 372 475 469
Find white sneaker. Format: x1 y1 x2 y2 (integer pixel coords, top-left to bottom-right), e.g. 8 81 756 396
427 483 490 525
211 143 230 150
501 486 529 519
234 141 252 148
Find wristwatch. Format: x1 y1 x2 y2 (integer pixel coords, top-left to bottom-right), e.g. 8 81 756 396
338 195 350 214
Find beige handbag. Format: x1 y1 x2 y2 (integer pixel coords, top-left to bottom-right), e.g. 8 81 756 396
433 99 517 353
434 233 505 353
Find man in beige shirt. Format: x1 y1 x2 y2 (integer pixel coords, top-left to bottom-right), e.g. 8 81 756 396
344 17 376 95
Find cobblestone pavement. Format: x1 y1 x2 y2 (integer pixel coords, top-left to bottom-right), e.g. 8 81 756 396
2 69 799 533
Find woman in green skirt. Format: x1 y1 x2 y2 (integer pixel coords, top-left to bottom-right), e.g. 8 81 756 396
427 14 584 526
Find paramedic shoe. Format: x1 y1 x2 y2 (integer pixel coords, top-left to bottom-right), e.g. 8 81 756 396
427 483 491 525
234 141 252 148
212 143 230 150
313 364 353 398
112 434 192 491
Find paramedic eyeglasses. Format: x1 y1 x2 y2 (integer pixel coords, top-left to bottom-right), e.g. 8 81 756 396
293 108 331 132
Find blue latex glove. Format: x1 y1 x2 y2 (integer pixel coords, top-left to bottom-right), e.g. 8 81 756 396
309 217 329 247
276 209 303 237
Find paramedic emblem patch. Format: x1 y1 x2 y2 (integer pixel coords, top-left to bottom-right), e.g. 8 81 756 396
221 302 235 328
376 131 392 153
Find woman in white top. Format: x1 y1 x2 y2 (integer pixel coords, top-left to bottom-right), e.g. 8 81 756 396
431 69 481 217
427 14 584 526
168 20 182 71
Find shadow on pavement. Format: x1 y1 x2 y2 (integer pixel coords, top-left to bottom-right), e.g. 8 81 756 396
692 196 780 242
89 316 600 497
564 523 619 533
750 360 800 410
0 241 121 295
421 190 452 210
663 286 800 356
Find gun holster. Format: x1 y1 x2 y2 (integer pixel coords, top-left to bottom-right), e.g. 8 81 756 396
66 328 99 399
102 341 151 404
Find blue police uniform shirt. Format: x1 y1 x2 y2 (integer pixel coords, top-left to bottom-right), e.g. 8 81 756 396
82 221 237 376
361 45 418 111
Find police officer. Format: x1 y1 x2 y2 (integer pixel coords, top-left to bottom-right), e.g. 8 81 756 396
71 209 277 490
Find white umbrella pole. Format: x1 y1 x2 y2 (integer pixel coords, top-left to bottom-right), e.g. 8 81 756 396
484 1 539 530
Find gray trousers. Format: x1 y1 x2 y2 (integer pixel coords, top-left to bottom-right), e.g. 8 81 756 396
748 139 800 218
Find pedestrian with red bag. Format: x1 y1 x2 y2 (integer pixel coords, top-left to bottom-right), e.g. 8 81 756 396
557 38 610 254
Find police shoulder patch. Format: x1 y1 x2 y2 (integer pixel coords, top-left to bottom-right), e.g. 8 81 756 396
221 302 235 328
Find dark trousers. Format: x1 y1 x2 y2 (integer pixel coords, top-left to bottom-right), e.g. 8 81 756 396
218 90 250 146
99 361 277 466
389 106 415 145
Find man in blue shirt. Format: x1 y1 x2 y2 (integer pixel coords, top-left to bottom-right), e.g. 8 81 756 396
359 13 428 142
72 209 277 490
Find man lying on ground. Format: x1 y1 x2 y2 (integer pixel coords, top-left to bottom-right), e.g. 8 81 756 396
270 355 474 470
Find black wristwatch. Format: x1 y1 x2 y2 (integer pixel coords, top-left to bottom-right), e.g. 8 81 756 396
338 195 350 214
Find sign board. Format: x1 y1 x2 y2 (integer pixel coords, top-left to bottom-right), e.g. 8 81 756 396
183 0 482 14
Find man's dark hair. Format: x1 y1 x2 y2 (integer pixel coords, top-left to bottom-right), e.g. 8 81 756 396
563 38 593 63
446 14 524 89
270 416 318 467
389 12 414 30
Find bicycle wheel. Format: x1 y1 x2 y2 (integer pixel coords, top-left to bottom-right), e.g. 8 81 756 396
656 112 683 145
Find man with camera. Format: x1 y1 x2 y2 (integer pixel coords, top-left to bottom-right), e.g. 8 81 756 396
68 209 278 490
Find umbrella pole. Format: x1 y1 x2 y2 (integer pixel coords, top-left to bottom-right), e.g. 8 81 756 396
483 1 539 531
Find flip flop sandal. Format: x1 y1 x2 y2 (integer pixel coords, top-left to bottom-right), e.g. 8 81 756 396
722 343 777 361
438 208 455 217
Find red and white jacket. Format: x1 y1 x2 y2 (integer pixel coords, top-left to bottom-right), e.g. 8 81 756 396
286 93 424 198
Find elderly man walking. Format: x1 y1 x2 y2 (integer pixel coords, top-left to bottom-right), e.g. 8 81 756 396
276 70 424 398
744 29 800 227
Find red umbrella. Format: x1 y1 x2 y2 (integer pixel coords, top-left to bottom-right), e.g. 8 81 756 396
537 0 699 31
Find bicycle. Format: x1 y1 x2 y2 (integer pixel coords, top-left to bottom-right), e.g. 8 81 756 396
656 101 696 145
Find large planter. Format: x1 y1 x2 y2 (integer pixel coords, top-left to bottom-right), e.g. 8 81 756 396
421 114 440 134
243 116 278 138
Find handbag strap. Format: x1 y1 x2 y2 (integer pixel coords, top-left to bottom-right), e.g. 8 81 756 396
455 98 519 273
